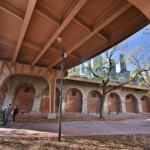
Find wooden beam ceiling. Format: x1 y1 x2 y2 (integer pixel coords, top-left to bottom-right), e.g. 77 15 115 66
32 0 87 66
49 1 131 69
0 1 24 21
12 0 37 63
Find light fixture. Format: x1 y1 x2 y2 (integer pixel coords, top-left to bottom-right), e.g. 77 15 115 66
57 37 62 43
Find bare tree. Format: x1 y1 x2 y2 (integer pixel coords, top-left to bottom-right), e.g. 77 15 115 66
86 45 150 119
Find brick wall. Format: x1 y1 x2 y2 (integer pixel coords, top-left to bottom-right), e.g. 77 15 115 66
141 96 150 112
87 91 100 113
13 84 35 112
107 93 119 112
0 83 8 108
125 94 136 113
65 88 82 112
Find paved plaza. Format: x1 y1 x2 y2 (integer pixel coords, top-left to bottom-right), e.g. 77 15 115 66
0 114 150 138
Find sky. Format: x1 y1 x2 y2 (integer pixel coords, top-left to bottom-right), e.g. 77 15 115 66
100 25 150 72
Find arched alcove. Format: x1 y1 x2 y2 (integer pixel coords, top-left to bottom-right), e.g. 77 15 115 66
125 94 139 113
87 90 101 113
107 92 122 113
141 96 150 112
13 84 35 112
65 88 82 112
39 87 60 113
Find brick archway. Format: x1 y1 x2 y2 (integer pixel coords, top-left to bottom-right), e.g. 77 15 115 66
125 94 138 113
13 84 35 112
65 88 82 112
107 92 121 112
39 87 60 113
141 96 150 112
0 83 8 108
87 90 101 113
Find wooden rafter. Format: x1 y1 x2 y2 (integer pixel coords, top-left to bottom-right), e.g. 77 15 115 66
0 1 24 20
49 1 131 69
12 0 37 63
32 0 87 66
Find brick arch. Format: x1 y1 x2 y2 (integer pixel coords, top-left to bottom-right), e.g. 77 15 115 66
13 84 35 112
39 87 60 113
107 92 122 112
141 96 150 112
87 90 101 113
125 94 139 113
65 88 82 112
0 83 8 108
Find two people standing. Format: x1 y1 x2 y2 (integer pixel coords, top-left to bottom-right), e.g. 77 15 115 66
1 104 19 126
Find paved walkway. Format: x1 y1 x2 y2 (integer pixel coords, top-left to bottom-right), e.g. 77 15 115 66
0 118 150 138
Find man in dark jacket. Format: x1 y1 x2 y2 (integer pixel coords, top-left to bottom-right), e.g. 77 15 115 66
12 105 19 123
1 105 8 123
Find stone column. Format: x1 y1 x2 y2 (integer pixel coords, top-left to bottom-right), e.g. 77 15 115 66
31 95 41 113
82 98 87 113
121 97 126 113
2 94 12 109
104 101 108 113
138 101 143 113
62 98 65 113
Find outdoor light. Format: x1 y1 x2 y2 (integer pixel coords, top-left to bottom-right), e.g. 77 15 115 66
57 37 67 142
57 37 62 43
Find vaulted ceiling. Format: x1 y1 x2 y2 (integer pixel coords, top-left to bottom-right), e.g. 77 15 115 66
0 0 150 70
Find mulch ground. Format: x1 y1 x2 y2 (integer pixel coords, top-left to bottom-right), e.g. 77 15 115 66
0 134 150 150
4 113 136 123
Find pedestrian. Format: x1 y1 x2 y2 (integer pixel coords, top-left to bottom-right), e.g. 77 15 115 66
2 104 12 126
1 105 8 123
12 105 19 123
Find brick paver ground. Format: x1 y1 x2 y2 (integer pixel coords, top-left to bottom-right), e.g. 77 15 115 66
0 113 150 138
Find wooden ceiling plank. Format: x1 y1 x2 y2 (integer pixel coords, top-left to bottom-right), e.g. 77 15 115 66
23 40 41 51
0 1 24 20
32 0 87 66
0 35 16 48
49 1 131 69
12 0 37 63
34 6 60 26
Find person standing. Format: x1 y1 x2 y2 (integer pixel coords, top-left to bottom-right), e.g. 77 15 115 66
2 104 12 126
1 105 8 123
12 105 19 123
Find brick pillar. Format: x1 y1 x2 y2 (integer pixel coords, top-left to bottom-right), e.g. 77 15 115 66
62 98 65 112
82 98 87 113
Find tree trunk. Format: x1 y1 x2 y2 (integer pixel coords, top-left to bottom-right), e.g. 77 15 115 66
99 95 105 119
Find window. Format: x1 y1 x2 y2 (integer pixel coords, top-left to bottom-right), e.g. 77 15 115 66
25 86 30 93
72 91 76 96
92 93 96 97
141 97 144 101
126 96 130 99
110 94 113 98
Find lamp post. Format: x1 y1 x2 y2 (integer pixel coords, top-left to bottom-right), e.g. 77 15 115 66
58 50 65 141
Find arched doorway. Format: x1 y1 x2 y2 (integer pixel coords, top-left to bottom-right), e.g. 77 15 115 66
39 87 60 113
141 96 150 112
125 94 139 113
0 83 8 108
13 84 35 112
87 90 101 113
107 92 122 112
65 88 82 112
